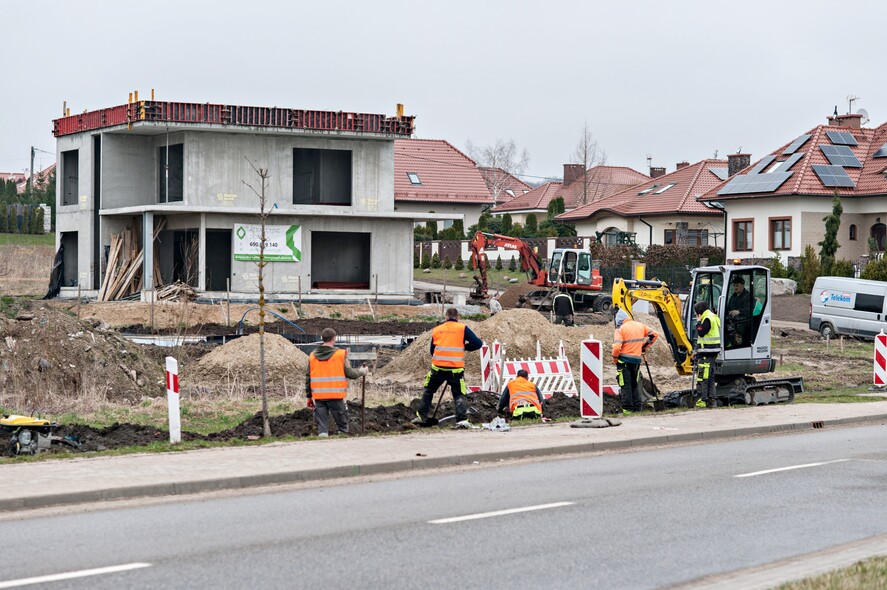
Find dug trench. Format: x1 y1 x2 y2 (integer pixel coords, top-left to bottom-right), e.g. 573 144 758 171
54 393 622 452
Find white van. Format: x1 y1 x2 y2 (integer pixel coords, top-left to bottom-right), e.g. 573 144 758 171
809 276 887 339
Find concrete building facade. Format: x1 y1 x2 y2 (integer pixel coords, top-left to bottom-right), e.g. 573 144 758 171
53 99 450 301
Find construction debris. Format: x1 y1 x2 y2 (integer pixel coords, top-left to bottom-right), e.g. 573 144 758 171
156 281 197 302
98 219 166 301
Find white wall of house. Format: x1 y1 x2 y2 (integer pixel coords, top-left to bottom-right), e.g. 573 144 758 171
573 214 722 249
397 202 486 230
723 197 886 261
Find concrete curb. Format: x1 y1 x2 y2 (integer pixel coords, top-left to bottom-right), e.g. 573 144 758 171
4 411 886 513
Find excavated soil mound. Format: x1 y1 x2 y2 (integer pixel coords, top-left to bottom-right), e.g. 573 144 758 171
498 282 539 309
375 308 673 388
185 333 309 395
0 302 165 410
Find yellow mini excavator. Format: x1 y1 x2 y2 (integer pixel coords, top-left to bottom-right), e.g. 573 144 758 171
612 264 804 406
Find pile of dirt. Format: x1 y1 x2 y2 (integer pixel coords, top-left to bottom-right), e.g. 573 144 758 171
375 308 674 389
497 282 539 309
51 391 619 451
185 333 309 394
0 302 165 410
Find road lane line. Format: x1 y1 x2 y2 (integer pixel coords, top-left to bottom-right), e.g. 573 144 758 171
734 459 851 478
428 501 574 524
0 562 151 588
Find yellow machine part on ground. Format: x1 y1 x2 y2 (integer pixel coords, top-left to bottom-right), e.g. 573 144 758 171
0 415 50 428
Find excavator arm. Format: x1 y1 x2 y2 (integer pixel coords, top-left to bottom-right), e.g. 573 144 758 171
612 277 694 376
469 231 545 299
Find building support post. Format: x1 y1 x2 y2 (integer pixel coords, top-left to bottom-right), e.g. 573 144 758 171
199 212 207 291
143 211 154 299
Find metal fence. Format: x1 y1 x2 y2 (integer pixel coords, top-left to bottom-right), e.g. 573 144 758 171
599 265 693 294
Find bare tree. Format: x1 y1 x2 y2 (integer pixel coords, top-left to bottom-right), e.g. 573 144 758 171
571 122 607 206
465 138 530 203
243 161 272 438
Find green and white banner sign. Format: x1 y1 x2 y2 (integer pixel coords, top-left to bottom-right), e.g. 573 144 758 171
234 224 302 262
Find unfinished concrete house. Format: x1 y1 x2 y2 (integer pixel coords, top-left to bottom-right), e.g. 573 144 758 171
52 97 448 301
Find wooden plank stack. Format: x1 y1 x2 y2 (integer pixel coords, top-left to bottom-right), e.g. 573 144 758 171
98 218 166 301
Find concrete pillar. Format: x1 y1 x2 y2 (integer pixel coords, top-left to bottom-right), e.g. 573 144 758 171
143 211 154 296
199 213 206 290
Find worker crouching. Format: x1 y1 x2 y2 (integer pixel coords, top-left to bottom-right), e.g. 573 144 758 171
612 308 658 413
306 328 368 437
497 369 545 420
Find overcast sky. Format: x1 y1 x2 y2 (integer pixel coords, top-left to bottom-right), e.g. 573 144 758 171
3 0 886 181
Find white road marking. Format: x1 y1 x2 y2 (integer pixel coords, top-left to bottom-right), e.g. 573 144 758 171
0 562 151 588
734 459 851 478
428 501 574 524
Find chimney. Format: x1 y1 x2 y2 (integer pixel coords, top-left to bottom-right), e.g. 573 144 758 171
827 113 862 129
727 153 751 177
563 164 584 186
676 161 689 170
649 166 666 179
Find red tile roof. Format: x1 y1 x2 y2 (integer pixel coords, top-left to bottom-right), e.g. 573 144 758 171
491 165 647 213
698 121 887 201
557 160 727 221
478 167 533 204
394 139 493 204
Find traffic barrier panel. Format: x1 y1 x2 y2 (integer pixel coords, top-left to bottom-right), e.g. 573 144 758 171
875 331 887 387
501 357 577 398
580 338 603 417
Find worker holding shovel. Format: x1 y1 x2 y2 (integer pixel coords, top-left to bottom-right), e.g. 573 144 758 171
306 328 368 437
412 307 482 429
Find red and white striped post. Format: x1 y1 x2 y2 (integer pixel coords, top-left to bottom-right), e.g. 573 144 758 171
558 339 566 360
480 343 492 390
580 338 603 418
874 331 887 387
165 356 181 443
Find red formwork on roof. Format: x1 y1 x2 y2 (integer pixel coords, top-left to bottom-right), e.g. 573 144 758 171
53 101 415 138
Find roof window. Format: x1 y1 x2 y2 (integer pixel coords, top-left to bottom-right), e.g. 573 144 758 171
638 185 656 195
505 188 515 197
654 183 677 194
407 172 421 185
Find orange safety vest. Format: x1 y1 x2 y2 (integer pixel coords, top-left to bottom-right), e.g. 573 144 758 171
309 348 349 400
612 320 658 364
431 321 466 368
507 377 542 413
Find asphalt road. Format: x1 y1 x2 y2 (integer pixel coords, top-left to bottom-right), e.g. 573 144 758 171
4 425 887 590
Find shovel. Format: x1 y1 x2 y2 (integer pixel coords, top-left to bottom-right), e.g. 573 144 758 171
360 374 366 436
423 383 449 427
642 354 663 411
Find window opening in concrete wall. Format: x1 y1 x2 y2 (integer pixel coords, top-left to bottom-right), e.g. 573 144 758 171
172 229 199 286
60 231 78 287
62 150 79 206
206 229 232 291
293 148 352 206
158 144 184 203
310 231 370 289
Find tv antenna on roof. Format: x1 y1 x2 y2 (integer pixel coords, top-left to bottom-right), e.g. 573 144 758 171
645 153 652 168
856 108 870 126
847 95 860 114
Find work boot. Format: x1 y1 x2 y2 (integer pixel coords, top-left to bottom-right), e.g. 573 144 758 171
695 398 706 408
453 420 471 430
318 432 329 438
410 416 427 426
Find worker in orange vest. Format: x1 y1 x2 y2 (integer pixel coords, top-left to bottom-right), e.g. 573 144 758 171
412 307 483 429
497 369 545 419
612 308 658 413
306 327 368 437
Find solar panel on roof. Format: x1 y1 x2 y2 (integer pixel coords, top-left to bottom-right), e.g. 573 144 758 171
873 142 887 158
748 155 776 175
774 152 805 173
820 145 862 167
782 134 811 155
717 171 793 196
826 131 858 146
811 164 855 188
709 168 728 180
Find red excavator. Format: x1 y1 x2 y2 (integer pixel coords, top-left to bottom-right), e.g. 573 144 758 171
468 231 612 312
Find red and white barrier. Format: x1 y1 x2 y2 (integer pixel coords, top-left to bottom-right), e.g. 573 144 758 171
501 357 577 397
558 339 566 360
165 356 181 444
875 331 887 387
580 338 603 417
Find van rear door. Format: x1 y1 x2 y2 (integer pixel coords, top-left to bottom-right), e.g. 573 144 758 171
849 288 887 337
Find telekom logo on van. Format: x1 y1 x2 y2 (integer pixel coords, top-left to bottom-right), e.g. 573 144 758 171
820 290 851 304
